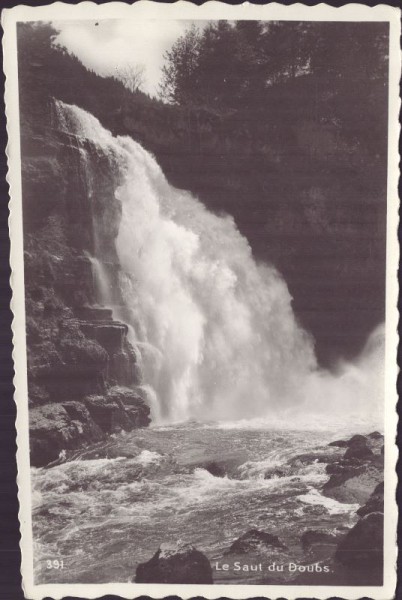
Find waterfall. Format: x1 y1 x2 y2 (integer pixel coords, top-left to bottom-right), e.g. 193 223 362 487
54 100 384 427
85 254 113 305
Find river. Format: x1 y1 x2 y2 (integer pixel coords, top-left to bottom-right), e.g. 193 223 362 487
32 421 365 585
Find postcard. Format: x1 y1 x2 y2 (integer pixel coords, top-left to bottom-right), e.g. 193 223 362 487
2 2 400 598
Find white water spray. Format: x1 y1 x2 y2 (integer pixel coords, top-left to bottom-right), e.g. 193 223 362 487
54 101 384 428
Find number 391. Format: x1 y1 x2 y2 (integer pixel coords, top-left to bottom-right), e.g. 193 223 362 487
46 559 64 570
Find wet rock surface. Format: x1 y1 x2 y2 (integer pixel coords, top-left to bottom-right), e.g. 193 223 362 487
135 542 213 584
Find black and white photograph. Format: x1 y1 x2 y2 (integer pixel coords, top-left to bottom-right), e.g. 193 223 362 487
2 2 400 599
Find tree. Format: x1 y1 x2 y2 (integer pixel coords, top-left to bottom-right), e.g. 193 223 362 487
159 24 202 105
115 63 145 93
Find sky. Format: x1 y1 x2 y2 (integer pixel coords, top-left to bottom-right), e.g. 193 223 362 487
53 19 202 97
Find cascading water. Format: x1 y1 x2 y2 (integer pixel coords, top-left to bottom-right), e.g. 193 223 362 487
54 100 384 428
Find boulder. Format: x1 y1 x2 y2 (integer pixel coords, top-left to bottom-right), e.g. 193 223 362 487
328 433 382 453
322 464 382 504
179 452 245 479
322 431 383 505
335 512 383 567
368 431 383 439
357 481 384 517
203 462 226 477
367 434 384 456
301 530 339 553
347 434 368 445
134 542 213 584
344 438 374 461
226 529 286 554
328 439 349 448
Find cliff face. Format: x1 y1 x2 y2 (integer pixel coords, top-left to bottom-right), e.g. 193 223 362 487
21 116 150 468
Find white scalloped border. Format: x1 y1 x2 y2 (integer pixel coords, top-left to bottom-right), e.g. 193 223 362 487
2 2 400 599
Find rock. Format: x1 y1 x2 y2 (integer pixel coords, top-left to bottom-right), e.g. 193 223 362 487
28 317 110 402
301 504 328 517
30 403 104 467
75 306 113 321
28 382 50 406
328 433 383 452
322 464 382 504
56 256 95 307
80 320 128 351
289 452 340 467
107 386 151 427
80 320 141 386
344 438 374 460
301 530 339 553
335 512 383 567
264 467 290 479
179 452 245 479
366 434 384 455
189 460 229 477
328 439 349 448
29 384 151 466
326 462 350 475
226 529 286 554
21 155 64 226
357 481 384 517
134 542 213 584
347 434 368 445
108 385 145 405
83 394 131 433
203 462 225 477
368 431 383 439
322 431 383 505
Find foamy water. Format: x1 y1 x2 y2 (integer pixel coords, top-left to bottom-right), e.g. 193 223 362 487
32 423 363 584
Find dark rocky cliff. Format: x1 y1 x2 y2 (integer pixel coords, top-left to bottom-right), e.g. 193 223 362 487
21 111 150 468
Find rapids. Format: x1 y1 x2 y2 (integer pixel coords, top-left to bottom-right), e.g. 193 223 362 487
32 423 361 584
